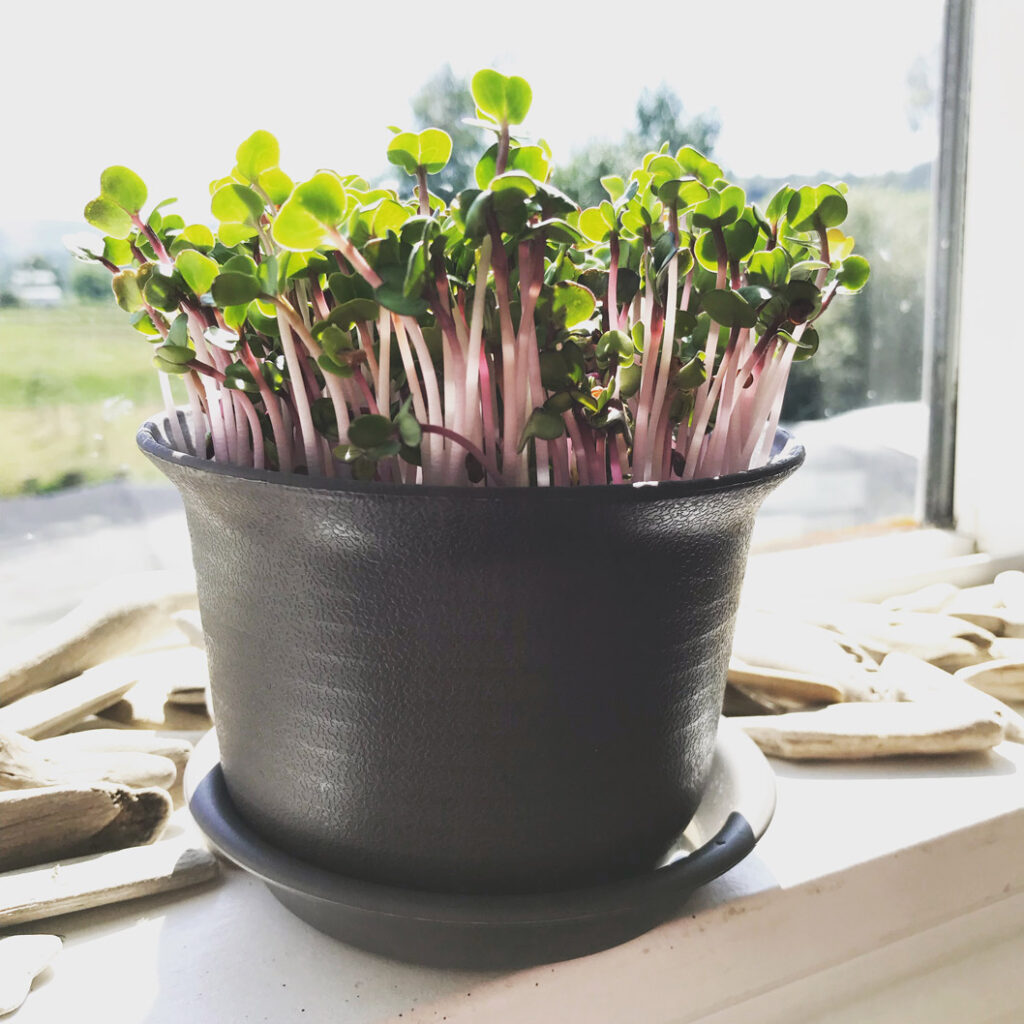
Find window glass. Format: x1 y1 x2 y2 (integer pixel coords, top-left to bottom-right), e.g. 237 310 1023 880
0 1 947 633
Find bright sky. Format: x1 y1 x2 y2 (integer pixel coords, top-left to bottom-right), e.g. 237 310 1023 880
1 0 942 229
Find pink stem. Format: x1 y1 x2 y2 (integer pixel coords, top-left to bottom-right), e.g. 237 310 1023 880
392 316 435 480
240 340 292 472
517 240 549 486
355 322 380 387
233 390 264 469
550 437 570 487
462 238 493 451
421 424 505 486
403 317 448 478
328 229 383 289
561 411 590 486
184 310 229 463
609 435 623 483
479 346 498 467
183 374 207 458
754 343 797 468
375 309 392 418
276 313 322 475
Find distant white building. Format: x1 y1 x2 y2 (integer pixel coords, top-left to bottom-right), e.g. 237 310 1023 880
11 267 62 306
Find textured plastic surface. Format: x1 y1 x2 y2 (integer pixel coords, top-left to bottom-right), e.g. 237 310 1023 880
185 721 774 968
141 414 801 893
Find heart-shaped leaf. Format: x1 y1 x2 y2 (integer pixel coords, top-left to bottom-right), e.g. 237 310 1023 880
517 407 565 451
551 280 595 327
258 167 293 206
814 185 848 228
84 197 133 239
418 128 453 173
348 413 395 449
212 271 262 306
175 250 219 296
700 289 758 329
212 184 265 226
837 254 870 292
471 69 532 125
112 270 144 312
235 130 280 184
100 166 147 213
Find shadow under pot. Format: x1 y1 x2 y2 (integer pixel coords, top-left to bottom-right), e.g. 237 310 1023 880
139 412 803 895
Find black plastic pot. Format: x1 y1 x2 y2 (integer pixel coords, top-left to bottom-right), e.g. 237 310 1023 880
140 413 802 895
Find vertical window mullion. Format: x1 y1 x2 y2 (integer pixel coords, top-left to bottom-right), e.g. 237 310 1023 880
921 0 974 527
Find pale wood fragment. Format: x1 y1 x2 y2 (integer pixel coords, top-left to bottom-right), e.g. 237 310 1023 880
941 584 1010 635
722 684 787 717
877 652 1024 743
993 570 1024 612
1000 614 1024 639
97 648 213 731
172 609 206 650
0 934 62 1015
100 693 212 731
0 841 218 928
37 729 193 770
955 660 1024 702
0 656 154 739
0 570 197 704
0 729 177 791
810 604 996 672
732 702 1003 760
881 582 958 614
0 784 171 872
992 637 1024 661
732 611 885 701
727 659 844 707
165 686 208 708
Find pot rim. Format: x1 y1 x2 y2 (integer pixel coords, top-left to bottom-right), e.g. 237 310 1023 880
138 410 804 502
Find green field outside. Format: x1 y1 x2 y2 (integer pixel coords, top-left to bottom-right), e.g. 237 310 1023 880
0 305 170 495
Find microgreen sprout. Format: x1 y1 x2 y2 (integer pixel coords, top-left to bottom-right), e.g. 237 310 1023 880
79 70 868 486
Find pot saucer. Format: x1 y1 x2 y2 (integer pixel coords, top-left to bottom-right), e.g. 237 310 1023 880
184 719 775 969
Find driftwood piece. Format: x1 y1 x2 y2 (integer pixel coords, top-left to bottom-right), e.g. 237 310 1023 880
924 584 1018 636
732 611 884 701
36 729 193 771
993 570 1024 611
0 842 218 928
722 684 787 717
881 582 959 615
955 660 1024 702
878 652 1024 743
732 701 1003 760
97 648 213 731
810 603 996 672
99 698 213 731
992 637 1024 661
0 656 159 739
165 688 209 708
0 934 62 1015
0 730 177 791
0 784 171 872
727 659 844 707
0 571 198 704
172 610 206 650
999 614 1024 639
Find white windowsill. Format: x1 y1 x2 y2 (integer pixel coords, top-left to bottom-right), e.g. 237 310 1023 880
8 736 1023 1023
